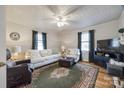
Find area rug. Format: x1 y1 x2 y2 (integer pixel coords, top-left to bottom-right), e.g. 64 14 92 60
24 63 99 88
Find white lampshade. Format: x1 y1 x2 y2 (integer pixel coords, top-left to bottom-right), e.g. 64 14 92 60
12 46 21 53
119 36 124 45
61 45 65 51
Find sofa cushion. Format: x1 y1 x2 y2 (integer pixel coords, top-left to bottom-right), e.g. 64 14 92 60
31 54 61 64
25 50 41 59
40 49 52 57
110 59 124 66
44 54 61 60
31 57 47 63
52 54 61 58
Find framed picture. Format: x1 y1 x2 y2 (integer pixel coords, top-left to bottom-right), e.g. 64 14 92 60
10 32 20 41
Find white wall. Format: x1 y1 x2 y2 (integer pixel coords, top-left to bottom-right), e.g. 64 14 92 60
0 6 6 88
118 10 124 28
60 20 119 49
47 31 60 53
6 21 60 52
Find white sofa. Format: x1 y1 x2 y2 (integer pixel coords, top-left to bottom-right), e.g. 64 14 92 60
25 48 80 69
66 49 80 63
25 49 61 69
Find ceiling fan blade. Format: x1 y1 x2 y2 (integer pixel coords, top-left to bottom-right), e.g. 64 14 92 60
40 17 55 22
46 5 59 16
63 6 83 16
50 21 57 23
67 20 80 24
62 21 69 25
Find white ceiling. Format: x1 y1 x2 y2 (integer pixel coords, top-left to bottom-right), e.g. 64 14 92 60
7 5 123 31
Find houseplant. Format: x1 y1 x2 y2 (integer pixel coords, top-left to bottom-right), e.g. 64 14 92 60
0 62 5 67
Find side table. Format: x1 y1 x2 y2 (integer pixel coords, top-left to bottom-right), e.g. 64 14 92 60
59 57 75 67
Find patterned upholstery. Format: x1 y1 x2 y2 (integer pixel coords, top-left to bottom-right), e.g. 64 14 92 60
66 49 80 62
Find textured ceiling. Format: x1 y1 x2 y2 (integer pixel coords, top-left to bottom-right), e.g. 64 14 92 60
7 5 123 31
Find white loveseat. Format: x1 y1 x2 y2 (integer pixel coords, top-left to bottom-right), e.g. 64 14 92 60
25 49 61 69
66 49 80 63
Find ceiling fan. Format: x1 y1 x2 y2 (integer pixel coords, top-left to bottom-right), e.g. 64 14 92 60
41 5 83 28
55 16 69 27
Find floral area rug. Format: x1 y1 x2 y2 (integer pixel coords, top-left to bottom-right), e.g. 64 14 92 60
22 63 99 88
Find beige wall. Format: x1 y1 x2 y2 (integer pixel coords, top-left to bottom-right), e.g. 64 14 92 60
6 6 60 53
6 21 60 52
0 6 6 88
60 20 119 49
6 22 32 51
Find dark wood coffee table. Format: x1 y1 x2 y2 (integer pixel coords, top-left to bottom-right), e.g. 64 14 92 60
58 57 75 67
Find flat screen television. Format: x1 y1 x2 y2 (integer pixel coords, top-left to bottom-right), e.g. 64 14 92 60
97 38 120 50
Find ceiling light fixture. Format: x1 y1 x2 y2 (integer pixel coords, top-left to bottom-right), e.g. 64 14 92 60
56 16 66 27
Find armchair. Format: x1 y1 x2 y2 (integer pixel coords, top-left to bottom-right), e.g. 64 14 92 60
7 63 32 88
107 59 124 78
66 49 80 63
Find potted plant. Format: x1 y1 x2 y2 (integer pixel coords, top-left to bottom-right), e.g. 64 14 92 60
0 62 5 67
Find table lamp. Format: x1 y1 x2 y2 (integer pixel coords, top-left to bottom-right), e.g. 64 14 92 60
119 28 124 45
11 46 21 60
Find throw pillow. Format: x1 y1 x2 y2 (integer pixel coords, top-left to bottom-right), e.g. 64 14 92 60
25 50 41 59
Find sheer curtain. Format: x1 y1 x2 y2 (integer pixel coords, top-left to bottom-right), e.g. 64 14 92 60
81 32 89 61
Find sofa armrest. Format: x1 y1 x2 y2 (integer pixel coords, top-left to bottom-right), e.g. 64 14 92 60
15 59 30 65
107 63 124 68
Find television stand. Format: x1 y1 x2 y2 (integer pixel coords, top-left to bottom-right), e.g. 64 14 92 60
95 50 124 62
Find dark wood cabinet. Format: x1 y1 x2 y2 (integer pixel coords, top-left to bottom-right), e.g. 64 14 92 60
59 57 75 67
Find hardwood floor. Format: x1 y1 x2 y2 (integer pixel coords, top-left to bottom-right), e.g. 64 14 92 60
80 62 114 88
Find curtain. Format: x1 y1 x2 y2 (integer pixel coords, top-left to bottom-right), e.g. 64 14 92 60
89 30 95 62
78 32 82 61
42 32 47 49
32 30 38 49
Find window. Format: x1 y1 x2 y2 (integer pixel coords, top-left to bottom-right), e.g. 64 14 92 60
81 32 89 51
32 31 47 50
37 33 43 50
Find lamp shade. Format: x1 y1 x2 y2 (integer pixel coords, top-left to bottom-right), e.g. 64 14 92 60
118 28 124 33
61 45 65 51
12 46 21 53
119 36 124 45
119 28 124 45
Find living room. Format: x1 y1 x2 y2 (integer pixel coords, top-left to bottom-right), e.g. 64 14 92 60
0 5 124 88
